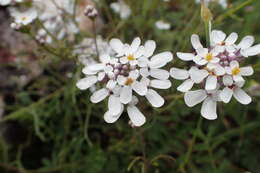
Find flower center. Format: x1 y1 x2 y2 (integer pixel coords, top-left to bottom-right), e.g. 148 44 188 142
232 67 240 75
127 54 135 61
21 16 27 21
125 78 134 85
219 41 225 46
205 53 213 61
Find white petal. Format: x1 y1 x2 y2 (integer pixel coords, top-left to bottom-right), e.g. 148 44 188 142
104 104 123 123
201 97 217 120
132 81 147 96
233 75 244 83
196 48 208 57
134 46 145 58
106 80 117 90
242 44 260 56
99 54 110 63
176 52 194 61
150 69 169 80
184 90 207 107
90 88 109 103
211 30 226 45
130 37 141 53
191 34 203 49
237 36 254 49
220 87 233 103
127 106 146 127
140 68 150 77
120 86 132 104
149 52 173 68
177 79 194 92
76 76 97 90
214 65 226 76
129 70 139 79
223 75 233 86
230 61 239 69
225 32 238 45
205 75 217 90
144 40 156 57
189 67 208 83
117 75 127 85
150 80 171 89
108 95 122 115
233 88 252 105
82 64 105 75
120 56 128 64
170 68 189 80
240 66 254 76
145 89 164 108
137 57 149 67
109 38 124 54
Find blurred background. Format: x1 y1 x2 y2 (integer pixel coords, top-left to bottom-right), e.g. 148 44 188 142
0 0 259 172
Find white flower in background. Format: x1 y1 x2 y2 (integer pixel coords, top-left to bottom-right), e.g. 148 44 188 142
155 20 171 30
110 0 131 19
195 0 228 9
77 37 173 126
10 8 37 28
32 0 79 43
171 29 258 120
0 0 23 6
73 36 113 66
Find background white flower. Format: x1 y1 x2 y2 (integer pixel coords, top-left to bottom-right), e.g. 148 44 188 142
155 20 171 30
110 0 131 19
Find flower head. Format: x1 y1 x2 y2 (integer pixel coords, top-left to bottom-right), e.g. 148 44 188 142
171 30 258 120
77 37 173 126
110 0 131 19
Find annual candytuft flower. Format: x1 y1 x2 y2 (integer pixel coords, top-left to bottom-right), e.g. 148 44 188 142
170 30 259 120
110 0 131 19
195 0 228 9
155 20 171 30
10 8 38 29
77 37 173 126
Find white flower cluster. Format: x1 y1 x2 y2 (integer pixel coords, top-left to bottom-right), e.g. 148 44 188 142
0 0 23 6
3 0 79 43
77 37 173 126
171 30 259 120
195 0 228 9
9 8 38 29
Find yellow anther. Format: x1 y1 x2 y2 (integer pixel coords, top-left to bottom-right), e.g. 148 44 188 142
125 78 134 86
127 54 135 61
232 67 241 75
205 53 213 61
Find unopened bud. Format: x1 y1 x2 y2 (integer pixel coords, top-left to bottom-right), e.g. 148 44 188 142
201 1 212 23
84 5 98 20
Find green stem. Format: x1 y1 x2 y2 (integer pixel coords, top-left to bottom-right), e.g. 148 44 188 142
177 117 203 172
215 0 256 23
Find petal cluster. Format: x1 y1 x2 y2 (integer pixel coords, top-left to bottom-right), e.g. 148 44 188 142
77 37 173 126
171 30 258 120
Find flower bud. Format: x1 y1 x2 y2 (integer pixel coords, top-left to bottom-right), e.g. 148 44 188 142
84 5 98 20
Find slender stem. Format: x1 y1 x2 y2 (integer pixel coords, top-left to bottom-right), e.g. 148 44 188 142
92 19 99 58
84 104 93 147
139 129 149 173
177 117 203 172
